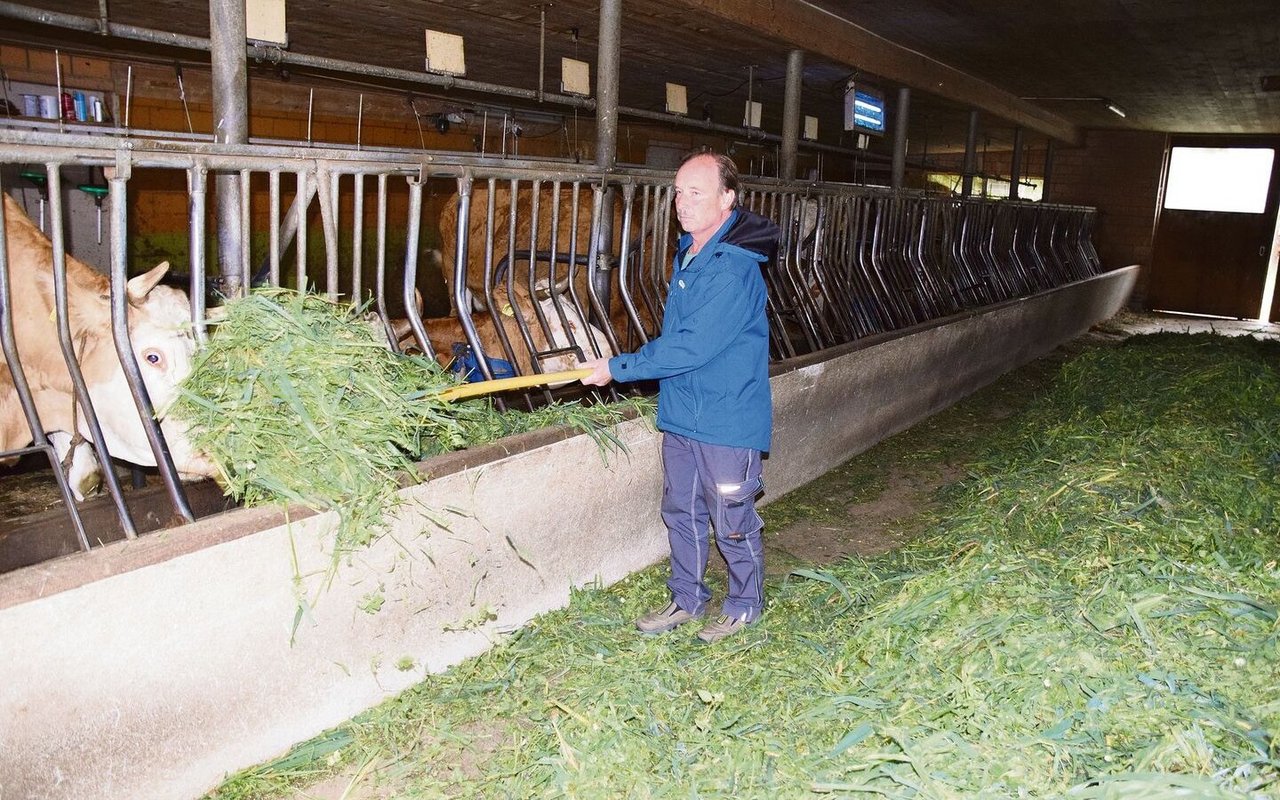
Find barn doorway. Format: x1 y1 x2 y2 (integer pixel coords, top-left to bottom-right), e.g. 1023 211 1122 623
1147 135 1280 321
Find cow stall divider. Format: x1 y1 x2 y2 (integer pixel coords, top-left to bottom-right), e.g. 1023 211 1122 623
1 129 1101 564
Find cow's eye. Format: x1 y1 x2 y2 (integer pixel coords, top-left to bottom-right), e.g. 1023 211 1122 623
143 349 164 367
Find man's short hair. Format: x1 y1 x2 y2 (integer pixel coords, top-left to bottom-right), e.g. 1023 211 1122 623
681 149 741 208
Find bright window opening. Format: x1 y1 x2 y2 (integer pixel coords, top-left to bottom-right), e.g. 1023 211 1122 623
926 173 1044 202
1164 147 1274 214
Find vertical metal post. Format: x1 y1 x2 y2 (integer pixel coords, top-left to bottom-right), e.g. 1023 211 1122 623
1009 127 1024 200
891 87 910 190
1042 139 1055 201
108 166 195 525
961 110 980 197
48 165 138 538
593 0 623 324
780 49 804 182
188 165 208 342
595 0 621 171
537 4 548 101
209 0 248 296
0 173 91 548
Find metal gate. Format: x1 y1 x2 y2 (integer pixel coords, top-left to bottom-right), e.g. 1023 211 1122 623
0 129 1101 557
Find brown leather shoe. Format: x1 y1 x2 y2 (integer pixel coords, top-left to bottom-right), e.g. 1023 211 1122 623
696 614 753 643
635 601 703 634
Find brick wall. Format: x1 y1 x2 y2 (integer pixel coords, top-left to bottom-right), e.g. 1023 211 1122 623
1045 130 1167 307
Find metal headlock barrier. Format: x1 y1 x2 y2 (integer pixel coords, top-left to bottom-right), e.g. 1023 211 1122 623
0 128 1101 554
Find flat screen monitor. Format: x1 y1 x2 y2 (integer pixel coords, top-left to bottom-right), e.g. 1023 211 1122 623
844 83 886 135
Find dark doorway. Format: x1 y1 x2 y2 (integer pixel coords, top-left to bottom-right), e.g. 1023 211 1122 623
1147 135 1280 320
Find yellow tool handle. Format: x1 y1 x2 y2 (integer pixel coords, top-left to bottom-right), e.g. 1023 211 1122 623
436 367 595 402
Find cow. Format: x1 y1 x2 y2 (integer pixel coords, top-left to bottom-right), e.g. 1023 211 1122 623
436 181 673 353
0 192 216 501
382 280 615 389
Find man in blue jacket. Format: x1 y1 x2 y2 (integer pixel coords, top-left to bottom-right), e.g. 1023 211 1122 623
581 151 779 643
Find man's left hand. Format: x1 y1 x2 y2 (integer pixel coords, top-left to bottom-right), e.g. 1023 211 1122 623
580 358 613 386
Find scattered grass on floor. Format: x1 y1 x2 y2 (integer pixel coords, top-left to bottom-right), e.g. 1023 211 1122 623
210 333 1280 799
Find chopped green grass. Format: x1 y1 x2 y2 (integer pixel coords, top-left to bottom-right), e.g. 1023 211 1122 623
172 288 653 559
209 332 1280 799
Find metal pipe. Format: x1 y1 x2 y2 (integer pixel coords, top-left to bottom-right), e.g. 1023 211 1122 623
401 174 433 358
295 168 309 289
961 110 980 197
352 172 364 299
780 49 804 181
107 167 196 524
46 164 138 537
590 0 623 326
595 0 621 172
316 165 340 299
537 4 547 100
0 2 883 166
268 169 281 284
1009 126 1024 200
209 0 248 296
0 3 590 106
1042 138 1055 201
188 164 209 340
891 87 910 190
239 167 251 287
373 173 394 349
617 104 888 164
0 173 91 547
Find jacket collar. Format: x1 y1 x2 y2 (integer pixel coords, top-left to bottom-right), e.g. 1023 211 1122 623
677 209 739 271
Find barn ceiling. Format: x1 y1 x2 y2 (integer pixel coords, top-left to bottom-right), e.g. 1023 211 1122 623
3 0 1277 161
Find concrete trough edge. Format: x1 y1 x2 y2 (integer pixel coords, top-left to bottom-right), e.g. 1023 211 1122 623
0 266 1138 800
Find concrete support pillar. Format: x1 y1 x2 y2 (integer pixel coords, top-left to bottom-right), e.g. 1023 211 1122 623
780 49 804 181
891 87 910 190
209 0 248 296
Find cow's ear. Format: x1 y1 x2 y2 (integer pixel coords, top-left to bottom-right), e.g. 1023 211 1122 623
127 261 171 305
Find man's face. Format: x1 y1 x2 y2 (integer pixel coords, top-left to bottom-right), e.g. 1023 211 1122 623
674 155 735 241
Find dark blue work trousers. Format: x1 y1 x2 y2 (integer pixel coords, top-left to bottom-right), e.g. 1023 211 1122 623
660 432 765 622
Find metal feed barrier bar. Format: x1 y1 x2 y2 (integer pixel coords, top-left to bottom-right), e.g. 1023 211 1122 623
0 128 1100 554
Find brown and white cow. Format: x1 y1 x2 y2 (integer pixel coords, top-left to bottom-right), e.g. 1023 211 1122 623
0 193 216 499
383 280 614 387
436 182 673 352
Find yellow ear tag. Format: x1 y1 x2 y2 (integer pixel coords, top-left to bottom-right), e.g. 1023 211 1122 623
49 308 57 323
501 303 514 317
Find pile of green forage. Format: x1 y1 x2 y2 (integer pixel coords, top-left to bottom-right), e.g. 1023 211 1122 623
172 289 645 554
212 333 1279 799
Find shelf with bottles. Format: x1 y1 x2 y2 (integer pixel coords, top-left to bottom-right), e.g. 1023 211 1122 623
3 78 113 125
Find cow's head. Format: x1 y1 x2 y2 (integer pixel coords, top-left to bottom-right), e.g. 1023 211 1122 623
488 281 615 382
86 261 217 480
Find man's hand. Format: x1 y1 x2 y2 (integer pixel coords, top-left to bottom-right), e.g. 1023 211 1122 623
580 358 614 386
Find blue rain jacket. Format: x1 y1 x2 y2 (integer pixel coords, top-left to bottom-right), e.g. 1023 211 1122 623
609 208 778 452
